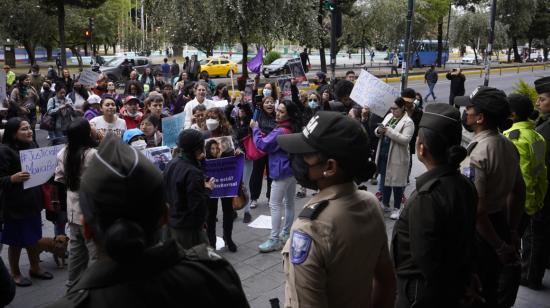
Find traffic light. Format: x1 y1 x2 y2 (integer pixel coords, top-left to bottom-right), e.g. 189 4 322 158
324 0 336 11
85 30 91 40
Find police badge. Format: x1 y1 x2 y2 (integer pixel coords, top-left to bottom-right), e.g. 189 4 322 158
290 230 312 265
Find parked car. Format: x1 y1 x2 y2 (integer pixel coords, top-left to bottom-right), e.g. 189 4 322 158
262 58 296 78
461 55 478 65
99 56 161 82
199 57 238 78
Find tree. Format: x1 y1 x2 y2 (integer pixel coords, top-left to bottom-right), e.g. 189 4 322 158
40 0 107 67
0 0 55 64
497 0 537 62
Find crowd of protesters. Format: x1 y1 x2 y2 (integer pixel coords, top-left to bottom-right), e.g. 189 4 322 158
0 58 549 308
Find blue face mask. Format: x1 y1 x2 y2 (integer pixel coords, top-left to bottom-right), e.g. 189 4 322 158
308 100 319 109
263 88 272 97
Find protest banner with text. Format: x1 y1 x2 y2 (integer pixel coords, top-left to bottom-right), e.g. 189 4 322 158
78 69 100 88
19 145 64 189
202 155 244 198
350 69 400 118
162 111 186 148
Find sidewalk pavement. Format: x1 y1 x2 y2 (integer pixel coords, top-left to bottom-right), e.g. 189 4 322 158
3 154 549 307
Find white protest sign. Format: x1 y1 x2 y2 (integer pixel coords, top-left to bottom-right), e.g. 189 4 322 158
0 70 6 104
19 145 64 189
78 69 100 88
213 100 228 109
350 69 400 118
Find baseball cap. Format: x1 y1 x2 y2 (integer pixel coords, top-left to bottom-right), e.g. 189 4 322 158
87 94 101 105
454 86 509 117
124 96 140 105
123 128 145 144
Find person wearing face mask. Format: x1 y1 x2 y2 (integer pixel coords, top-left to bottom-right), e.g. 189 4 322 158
375 97 414 219
454 87 525 308
120 96 143 129
184 82 215 129
202 107 240 252
39 81 55 117
392 104 477 308
90 98 127 140
123 128 148 151
67 82 90 111
47 86 77 138
402 88 423 186
276 111 394 308
250 100 301 253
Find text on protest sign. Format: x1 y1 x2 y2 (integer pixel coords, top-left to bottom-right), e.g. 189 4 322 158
202 155 244 198
350 69 400 118
19 145 64 189
162 111 186 148
78 69 100 88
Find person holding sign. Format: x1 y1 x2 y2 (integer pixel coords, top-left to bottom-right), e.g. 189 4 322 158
90 98 127 140
203 108 239 252
0 118 53 286
251 100 301 253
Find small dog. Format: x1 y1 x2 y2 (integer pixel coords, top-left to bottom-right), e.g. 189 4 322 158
37 235 69 268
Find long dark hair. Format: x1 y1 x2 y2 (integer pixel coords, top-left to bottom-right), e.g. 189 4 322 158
64 118 97 191
2 117 32 150
278 100 302 133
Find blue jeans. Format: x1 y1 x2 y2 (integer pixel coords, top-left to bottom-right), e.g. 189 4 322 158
242 159 253 213
379 174 404 209
269 176 296 240
425 82 436 100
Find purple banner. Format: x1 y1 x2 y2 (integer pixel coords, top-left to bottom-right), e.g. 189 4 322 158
202 155 244 198
247 48 264 74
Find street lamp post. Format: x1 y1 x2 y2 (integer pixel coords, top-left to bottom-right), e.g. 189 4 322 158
401 0 415 91
483 0 497 86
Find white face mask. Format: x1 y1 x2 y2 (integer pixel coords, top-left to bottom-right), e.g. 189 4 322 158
206 118 219 131
263 88 272 97
130 139 147 151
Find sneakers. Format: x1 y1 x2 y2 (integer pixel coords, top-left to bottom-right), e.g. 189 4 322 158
280 232 290 244
258 239 282 253
390 209 401 220
243 212 252 223
375 191 383 201
250 200 258 209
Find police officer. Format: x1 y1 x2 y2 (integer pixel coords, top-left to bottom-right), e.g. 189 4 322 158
47 135 249 308
454 87 526 308
503 93 548 292
277 112 395 308
392 103 477 308
526 76 550 290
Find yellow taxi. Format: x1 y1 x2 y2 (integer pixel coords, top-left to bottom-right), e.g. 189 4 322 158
199 57 238 78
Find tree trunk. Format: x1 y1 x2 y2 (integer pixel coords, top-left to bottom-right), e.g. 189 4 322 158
173 45 183 58
436 16 443 67
104 44 108 55
23 42 36 65
70 47 83 71
84 44 88 57
528 39 533 60
45 45 53 61
241 39 248 79
57 3 67 67
113 44 117 54
508 47 512 63
318 0 327 73
512 37 521 62
206 49 213 57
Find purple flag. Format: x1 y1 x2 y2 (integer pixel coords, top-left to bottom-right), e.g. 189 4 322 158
247 48 264 74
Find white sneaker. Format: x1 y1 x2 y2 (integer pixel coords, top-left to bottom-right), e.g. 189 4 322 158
390 209 401 220
250 200 258 209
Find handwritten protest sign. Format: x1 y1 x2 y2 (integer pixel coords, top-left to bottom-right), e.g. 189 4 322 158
350 69 400 118
278 77 292 101
162 111 186 148
202 155 244 198
19 145 64 189
0 70 6 104
142 146 172 171
78 69 100 88
287 58 307 81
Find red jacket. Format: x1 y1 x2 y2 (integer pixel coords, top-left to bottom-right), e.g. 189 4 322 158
120 111 143 129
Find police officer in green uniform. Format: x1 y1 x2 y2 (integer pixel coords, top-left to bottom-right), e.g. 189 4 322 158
47 135 249 308
503 94 548 291
392 103 477 308
277 112 396 308
455 87 526 308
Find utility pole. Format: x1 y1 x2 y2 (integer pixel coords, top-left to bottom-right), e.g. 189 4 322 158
140 0 145 52
483 0 497 86
401 0 415 91
326 0 342 82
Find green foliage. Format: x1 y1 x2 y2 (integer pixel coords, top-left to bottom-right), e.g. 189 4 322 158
263 51 281 65
514 80 539 105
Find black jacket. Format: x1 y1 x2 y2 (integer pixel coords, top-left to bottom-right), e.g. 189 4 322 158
0 144 43 220
391 165 477 305
47 242 250 308
164 155 210 230
536 114 550 202
407 106 423 154
446 72 466 96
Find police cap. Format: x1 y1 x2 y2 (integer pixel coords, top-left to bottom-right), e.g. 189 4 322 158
535 76 550 94
454 86 510 121
419 103 462 146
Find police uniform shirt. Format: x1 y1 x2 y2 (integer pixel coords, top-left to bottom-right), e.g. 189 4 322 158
461 129 521 213
282 182 390 308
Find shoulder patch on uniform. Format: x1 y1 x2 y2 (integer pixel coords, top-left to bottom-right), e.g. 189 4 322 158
508 129 520 140
290 230 312 265
298 200 329 220
462 166 475 182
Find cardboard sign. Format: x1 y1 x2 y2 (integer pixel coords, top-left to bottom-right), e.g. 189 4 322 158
78 69 100 88
243 79 255 104
350 69 400 118
278 77 292 101
162 112 186 148
287 58 307 81
19 145 64 189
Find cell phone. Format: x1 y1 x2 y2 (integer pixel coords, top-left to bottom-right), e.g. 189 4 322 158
253 108 260 121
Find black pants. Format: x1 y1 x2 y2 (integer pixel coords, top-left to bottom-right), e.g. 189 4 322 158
522 203 550 286
250 156 271 201
473 211 513 308
206 197 234 248
396 276 461 308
